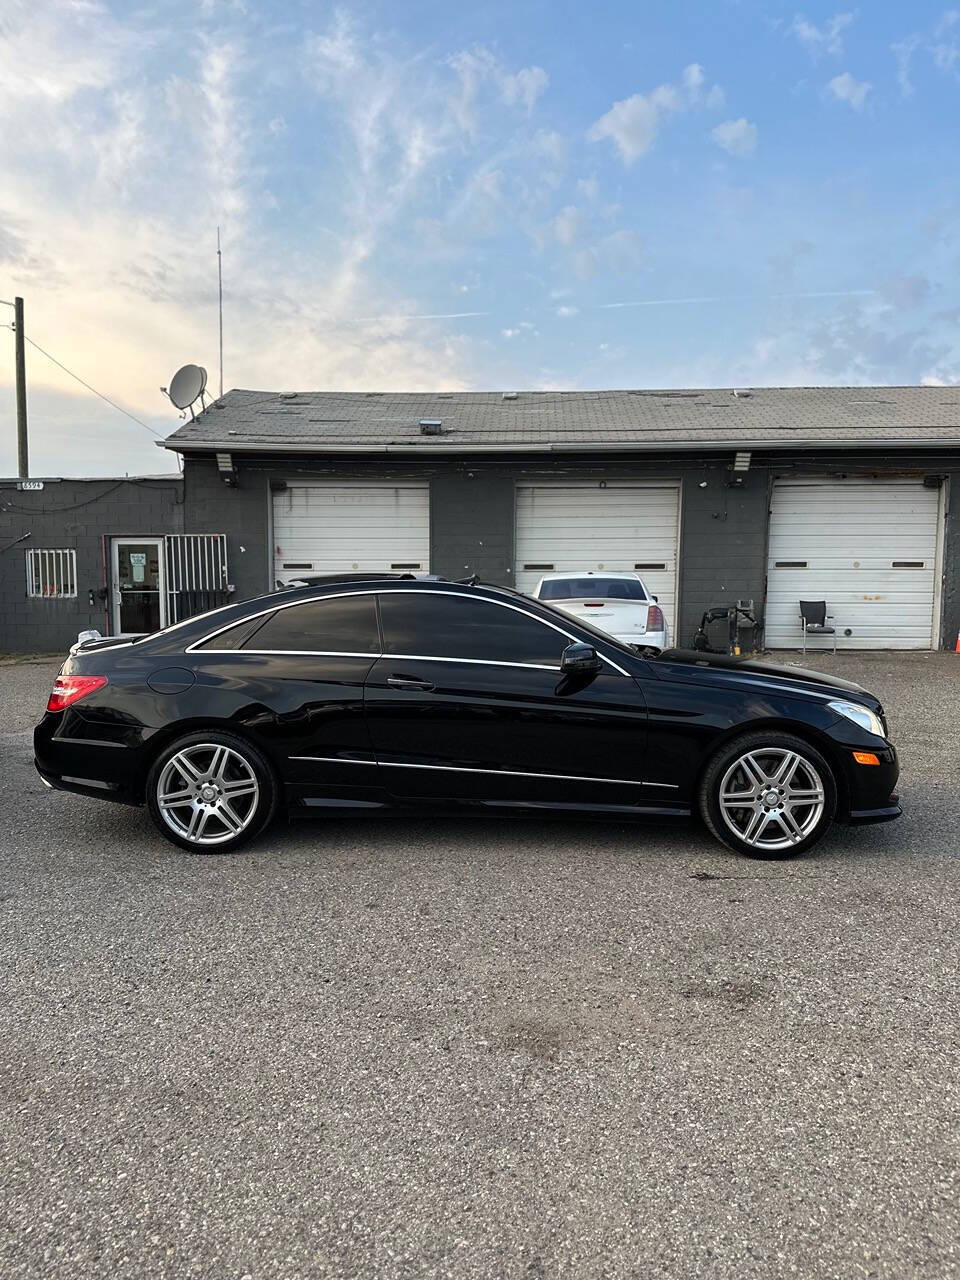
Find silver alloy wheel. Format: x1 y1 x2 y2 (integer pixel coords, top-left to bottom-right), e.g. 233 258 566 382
156 743 260 846
718 747 826 852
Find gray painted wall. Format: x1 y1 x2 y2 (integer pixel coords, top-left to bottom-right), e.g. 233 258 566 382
182 457 268 603
182 454 960 648
0 478 183 653
940 473 959 649
429 472 515 585
677 465 771 646
8 456 954 654
181 457 772 646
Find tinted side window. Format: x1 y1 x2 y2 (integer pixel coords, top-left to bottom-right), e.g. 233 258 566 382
245 595 380 653
379 594 565 665
197 613 275 650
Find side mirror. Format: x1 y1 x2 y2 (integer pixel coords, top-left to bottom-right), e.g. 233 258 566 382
652 594 658 602
561 641 602 675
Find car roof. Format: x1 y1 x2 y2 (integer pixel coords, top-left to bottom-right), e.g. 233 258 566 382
537 570 645 580
247 575 529 613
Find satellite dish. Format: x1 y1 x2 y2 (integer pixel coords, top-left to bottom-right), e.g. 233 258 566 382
168 364 207 411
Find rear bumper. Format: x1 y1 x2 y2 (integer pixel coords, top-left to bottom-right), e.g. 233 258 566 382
35 760 142 806
624 632 667 652
34 713 146 806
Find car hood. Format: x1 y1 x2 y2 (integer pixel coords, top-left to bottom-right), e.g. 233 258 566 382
650 648 880 706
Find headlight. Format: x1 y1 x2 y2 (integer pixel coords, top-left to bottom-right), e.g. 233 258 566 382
827 699 885 738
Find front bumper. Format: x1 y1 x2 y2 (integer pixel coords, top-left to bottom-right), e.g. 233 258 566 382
847 795 902 824
831 737 901 824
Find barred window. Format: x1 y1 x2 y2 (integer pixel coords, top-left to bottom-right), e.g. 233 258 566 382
25 549 77 599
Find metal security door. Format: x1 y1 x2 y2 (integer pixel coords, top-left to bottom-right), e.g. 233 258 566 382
164 534 230 624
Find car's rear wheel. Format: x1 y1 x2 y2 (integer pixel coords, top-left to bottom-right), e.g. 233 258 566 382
699 731 837 859
146 731 277 853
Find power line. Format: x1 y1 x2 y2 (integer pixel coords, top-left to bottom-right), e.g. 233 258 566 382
20 335 165 439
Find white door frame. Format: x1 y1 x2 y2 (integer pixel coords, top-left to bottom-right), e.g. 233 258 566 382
111 536 167 635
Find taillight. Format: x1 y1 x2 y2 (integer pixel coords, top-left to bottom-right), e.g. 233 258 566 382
47 675 107 713
647 604 665 630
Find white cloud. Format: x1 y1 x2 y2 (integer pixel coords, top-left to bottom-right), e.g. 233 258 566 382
533 130 566 163
502 327 520 338
577 175 599 201
570 229 645 279
892 35 921 96
587 84 681 163
556 304 579 317
711 117 758 157
3 4 569 472
500 64 549 111
892 15 960 97
552 205 587 245
588 64 724 165
828 71 871 110
683 62 725 108
448 46 548 133
787 12 855 59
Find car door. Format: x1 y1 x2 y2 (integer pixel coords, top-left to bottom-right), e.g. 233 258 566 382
363 589 653 807
189 592 383 797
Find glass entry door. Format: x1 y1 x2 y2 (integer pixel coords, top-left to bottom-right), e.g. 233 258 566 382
112 538 166 635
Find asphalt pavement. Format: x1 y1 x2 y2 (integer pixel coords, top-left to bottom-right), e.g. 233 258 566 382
1 651 958 1279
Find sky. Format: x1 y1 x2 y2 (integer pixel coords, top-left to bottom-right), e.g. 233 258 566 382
3 0 960 476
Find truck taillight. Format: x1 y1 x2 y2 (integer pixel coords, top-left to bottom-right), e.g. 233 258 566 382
647 604 665 631
47 675 108 713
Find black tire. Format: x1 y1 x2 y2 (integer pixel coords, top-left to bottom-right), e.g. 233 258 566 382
699 731 837 860
145 730 278 854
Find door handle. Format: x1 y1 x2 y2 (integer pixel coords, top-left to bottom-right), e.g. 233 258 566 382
386 675 435 692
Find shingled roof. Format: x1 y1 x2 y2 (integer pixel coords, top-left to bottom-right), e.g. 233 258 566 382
160 386 960 455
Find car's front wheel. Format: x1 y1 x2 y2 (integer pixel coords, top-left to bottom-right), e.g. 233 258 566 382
146 731 277 853
699 731 837 859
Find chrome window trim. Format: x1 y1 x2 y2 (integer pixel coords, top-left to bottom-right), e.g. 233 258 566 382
185 586 632 675
198 649 560 672
289 754 679 789
197 649 380 660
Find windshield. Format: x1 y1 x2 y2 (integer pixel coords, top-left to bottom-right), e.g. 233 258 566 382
538 577 648 602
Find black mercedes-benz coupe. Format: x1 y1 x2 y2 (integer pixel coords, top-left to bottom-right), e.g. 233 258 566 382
34 576 900 858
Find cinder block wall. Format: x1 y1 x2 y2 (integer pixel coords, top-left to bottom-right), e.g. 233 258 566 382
429 472 515 585
941 472 960 649
0 478 184 654
180 455 960 651
678 466 771 646
182 458 269 603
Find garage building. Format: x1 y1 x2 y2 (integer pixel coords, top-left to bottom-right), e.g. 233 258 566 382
155 385 960 653
3 387 959 653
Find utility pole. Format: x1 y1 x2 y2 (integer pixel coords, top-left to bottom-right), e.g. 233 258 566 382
14 297 28 478
217 227 223 399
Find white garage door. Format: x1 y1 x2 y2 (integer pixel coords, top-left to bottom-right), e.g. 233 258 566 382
515 483 681 634
272 483 430 587
766 477 942 650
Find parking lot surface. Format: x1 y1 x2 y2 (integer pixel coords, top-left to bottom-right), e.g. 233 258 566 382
1 650 959 1279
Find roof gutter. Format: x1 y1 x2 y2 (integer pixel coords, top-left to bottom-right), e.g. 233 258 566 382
158 436 960 455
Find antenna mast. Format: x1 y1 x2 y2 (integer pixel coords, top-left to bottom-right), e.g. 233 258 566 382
217 226 223 399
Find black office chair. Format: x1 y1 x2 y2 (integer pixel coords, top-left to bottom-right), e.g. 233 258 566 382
799 600 837 654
